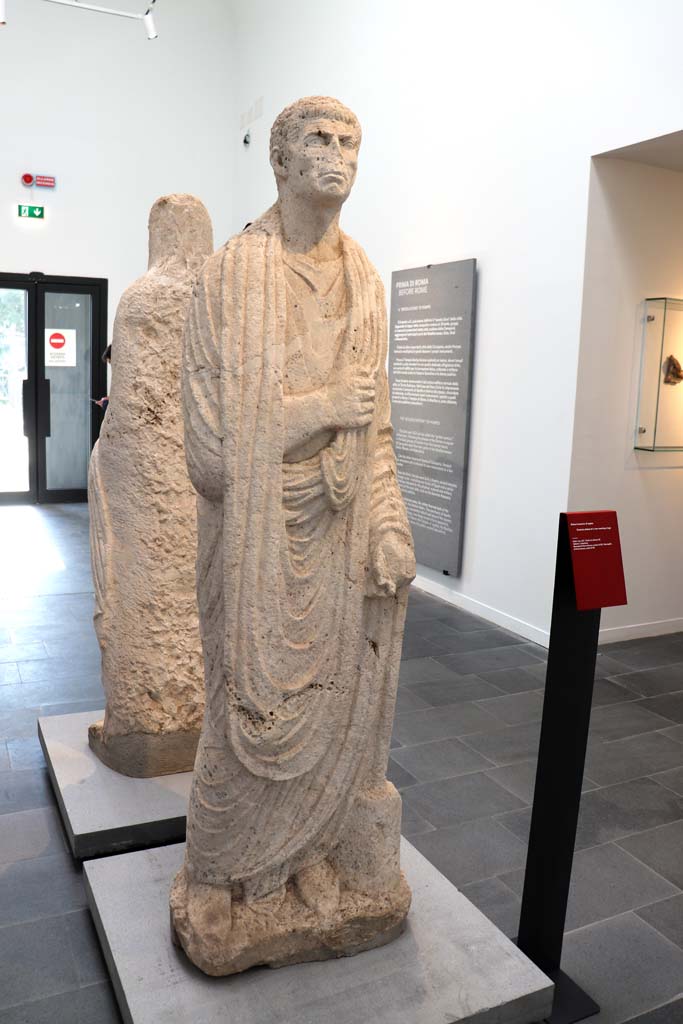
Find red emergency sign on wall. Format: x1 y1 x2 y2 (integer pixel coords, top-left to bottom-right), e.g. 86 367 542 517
21 173 56 188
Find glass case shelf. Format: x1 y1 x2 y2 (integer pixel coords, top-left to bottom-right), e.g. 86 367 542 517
635 297 683 451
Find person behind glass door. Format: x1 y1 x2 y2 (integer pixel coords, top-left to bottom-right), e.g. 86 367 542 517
94 344 111 413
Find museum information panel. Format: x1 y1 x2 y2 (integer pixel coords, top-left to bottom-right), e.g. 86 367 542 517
388 259 476 575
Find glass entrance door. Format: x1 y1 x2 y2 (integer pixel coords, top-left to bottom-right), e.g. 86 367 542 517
0 273 107 505
38 286 99 502
0 285 37 502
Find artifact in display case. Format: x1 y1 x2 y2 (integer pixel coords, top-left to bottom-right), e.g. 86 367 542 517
635 297 683 451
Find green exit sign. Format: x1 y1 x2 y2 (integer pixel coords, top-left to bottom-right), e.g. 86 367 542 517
18 205 44 219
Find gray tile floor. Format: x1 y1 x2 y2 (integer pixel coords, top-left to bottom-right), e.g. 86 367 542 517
0 505 681 1023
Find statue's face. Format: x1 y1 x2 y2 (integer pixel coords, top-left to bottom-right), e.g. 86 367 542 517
273 116 360 206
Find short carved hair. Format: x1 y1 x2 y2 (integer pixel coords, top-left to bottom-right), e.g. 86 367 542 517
270 96 361 162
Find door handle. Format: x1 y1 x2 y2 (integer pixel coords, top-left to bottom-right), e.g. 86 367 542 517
40 378 51 437
21 379 34 438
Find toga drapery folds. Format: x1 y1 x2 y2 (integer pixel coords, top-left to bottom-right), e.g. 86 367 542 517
180 205 414 903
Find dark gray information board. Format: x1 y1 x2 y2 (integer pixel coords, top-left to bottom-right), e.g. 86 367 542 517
388 259 476 576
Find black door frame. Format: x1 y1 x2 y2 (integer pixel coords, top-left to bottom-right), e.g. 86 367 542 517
0 272 108 505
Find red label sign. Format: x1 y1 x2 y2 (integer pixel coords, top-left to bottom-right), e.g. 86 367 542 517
566 511 627 611
35 175 56 188
49 332 66 349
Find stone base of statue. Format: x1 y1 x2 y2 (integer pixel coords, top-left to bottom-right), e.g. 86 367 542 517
88 719 199 778
84 839 554 1024
170 864 411 976
38 710 192 859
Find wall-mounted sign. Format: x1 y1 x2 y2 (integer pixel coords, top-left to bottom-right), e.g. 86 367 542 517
20 173 56 188
18 205 44 219
45 329 77 368
388 259 477 576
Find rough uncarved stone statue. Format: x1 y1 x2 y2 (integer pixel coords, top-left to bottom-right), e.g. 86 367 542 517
88 194 213 777
170 98 417 975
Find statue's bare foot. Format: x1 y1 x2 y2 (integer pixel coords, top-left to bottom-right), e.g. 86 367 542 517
186 879 232 954
295 860 340 919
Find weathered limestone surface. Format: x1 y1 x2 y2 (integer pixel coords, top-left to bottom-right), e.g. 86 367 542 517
88 194 213 777
170 98 417 975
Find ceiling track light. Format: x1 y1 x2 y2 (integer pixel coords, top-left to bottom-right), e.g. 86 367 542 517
0 0 159 38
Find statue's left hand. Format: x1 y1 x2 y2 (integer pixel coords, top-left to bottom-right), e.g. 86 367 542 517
366 533 416 598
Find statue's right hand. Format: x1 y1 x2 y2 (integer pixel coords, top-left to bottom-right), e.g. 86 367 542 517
324 368 376 430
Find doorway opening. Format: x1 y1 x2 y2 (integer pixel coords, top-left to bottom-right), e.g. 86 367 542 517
0 272 108 504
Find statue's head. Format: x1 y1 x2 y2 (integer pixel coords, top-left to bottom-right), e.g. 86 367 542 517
148 194 213 271
270 96 361 208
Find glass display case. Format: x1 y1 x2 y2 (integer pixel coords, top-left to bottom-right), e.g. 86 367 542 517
635 297 683 451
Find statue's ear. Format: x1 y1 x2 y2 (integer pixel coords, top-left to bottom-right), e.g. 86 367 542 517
270 146 288 181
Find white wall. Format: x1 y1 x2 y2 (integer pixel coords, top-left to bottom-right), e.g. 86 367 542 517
0 0 236 332
226 0 683 644
569 158 683 642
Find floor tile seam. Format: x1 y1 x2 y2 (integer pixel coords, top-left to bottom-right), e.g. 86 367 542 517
0 802 54 818
400 686 511 707
585 774 683 801
609 676 683 699
592 721 682 745
415 630 529 649
395 762 501 788
0 982 85 1016
404 800 526 832
0 905 89 935
454 744 537 769
401 764 532 800
646 773 683 797
493 871 525 900
436 648 547 667
6 765 47 774
490 809 531 835
618 908 683 957
621 997 683 1024
395 706 505 736
595 681 646 702
480 774 532 806
586 768 683 789
632 890 683 931
404 672 512 692
591 725 683 750
611 836 683 888
393 733 501 762
0 845 76 869
568 813 683 852
560 907 641 939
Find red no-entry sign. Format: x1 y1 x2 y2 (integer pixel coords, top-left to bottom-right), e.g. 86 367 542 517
49 332 66 349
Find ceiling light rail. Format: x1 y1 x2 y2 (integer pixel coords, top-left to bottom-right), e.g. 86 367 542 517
0 0 159 39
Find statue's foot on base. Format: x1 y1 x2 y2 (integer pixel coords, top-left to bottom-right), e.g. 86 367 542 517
88 721 199 777
295 859 340 919
172 873 232 962
170 863 411 977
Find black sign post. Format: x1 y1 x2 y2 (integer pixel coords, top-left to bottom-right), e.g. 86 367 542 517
516 515 604 1024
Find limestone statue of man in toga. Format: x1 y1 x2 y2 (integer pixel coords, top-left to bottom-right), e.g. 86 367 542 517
171 97 416 975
